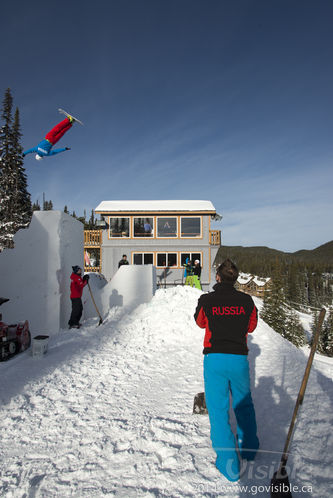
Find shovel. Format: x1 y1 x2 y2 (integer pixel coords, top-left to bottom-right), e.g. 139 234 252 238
87 281 103 326
270 307 326 497
193 392 208 414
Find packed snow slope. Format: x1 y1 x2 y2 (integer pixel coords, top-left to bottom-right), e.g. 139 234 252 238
0 287 332 497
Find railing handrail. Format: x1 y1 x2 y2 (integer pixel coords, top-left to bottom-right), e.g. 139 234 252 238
209 229 221 245
84 229 102 246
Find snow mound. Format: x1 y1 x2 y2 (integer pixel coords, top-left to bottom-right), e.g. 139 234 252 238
0 287 332 497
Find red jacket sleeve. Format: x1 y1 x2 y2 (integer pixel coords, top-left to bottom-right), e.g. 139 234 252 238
195 306 208 329
247 305 258 333
74 274 87 290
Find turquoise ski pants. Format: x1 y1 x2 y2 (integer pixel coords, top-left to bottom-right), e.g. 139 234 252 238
204 353 259 481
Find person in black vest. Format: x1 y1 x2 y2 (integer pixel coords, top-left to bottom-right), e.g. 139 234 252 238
193 259 202 290
118 254 129 268
194 258 259 481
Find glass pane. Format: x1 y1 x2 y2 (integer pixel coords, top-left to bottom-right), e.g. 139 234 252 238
134 217 154 237
181 217 201 237
144 254 153 265
192 253 201 265
157 217 177 237
167 253 177 267
157 253 167 267
181 253 191 266
109 218 129 237
133 253 143 265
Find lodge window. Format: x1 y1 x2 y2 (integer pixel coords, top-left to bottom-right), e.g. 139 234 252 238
133 217 154 237
157 217 178 238
180 253 202 266
133 253 154 265
109 217 130 238
157 252 178 267
180 217 201 237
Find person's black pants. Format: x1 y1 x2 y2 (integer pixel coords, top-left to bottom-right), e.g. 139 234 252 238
69 298 83 327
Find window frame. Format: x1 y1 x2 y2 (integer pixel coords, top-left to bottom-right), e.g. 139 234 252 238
180 216 202 238
132 252 154 265
108 216 131 239
156 216 178 239
132 217 155 239
180 252 203 268
156 252 178 268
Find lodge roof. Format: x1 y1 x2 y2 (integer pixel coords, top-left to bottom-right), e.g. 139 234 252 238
95 200 217 214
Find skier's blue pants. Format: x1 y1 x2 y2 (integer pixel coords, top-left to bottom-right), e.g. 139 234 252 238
204 353 259 481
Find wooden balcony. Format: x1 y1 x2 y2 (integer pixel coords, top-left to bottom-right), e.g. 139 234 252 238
84 230 102 247
84 265 101 273
209 230 221 245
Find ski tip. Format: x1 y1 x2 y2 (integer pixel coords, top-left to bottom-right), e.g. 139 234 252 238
58 108 84 126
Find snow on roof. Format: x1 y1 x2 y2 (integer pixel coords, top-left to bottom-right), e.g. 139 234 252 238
237 273 271 287
237 273 253 285
95 200 216 213
253 276 271 287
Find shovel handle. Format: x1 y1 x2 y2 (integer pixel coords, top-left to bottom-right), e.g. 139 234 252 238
87 281 103 325
280 308 326 468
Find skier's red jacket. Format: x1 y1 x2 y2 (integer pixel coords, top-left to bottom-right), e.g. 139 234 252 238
70 273 87 299
194 282 258 355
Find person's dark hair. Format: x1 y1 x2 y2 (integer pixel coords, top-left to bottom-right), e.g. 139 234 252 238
122 254 127 258
216 258 239 283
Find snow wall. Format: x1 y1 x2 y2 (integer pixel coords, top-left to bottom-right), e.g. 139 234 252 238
0 211 83 335
83 265 157 320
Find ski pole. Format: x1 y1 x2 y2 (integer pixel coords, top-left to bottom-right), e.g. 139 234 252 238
270 307 326 498
87 281 103 326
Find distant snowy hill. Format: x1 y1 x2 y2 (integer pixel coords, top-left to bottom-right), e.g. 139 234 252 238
0 287 332 497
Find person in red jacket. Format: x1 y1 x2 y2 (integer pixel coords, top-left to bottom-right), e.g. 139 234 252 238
68 266 89 329
194 259 259 481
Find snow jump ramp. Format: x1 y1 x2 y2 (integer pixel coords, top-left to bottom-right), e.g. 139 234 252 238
83 265 157 321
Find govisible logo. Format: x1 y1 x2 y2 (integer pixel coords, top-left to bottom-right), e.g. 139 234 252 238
212 306 245 315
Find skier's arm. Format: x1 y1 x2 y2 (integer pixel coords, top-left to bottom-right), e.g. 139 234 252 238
247 305 258 333
23 147 38 156
194 296 208 328
48 147 68 156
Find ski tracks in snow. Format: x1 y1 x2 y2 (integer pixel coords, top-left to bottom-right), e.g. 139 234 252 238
0 287 332 497
0 287 219 497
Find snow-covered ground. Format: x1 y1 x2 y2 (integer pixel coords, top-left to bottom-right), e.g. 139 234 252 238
0 287 332 497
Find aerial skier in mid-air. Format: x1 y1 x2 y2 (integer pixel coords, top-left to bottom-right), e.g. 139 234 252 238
23 109 82 161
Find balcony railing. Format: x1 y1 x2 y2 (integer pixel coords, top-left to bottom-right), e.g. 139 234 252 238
84 265 101 273
84 230 102 247
209 230 221 245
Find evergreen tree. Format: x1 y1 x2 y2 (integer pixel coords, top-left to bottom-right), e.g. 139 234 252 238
64 205 69 214
88 209 96 229
316 309 333 357
0 88 32 250
43 200 53 211
261 258 287 337
32 200 41 211
284 307 306 347
0 88 14 249
11 108 32 228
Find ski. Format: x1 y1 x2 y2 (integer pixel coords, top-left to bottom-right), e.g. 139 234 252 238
58 108 84 126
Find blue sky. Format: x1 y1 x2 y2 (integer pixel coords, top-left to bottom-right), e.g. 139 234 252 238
2 0 332 252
